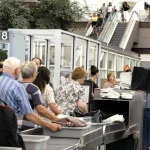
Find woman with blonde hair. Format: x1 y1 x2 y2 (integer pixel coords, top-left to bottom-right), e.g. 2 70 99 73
103 72 119 88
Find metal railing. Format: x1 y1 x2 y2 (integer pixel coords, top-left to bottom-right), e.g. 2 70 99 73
119 11 140 49
83 21 93 36
139 10 150 22
98 11 122 44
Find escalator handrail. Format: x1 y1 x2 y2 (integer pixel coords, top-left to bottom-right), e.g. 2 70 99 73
99 11 121 42
119 11 140 49
83 20 92 36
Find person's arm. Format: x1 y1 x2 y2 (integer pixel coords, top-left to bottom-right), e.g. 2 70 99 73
26 112 61 131
36 104 57 120
44 84 63 115
49 103 63 115
77 87 88 113
77 100 88 113
103 82 107 88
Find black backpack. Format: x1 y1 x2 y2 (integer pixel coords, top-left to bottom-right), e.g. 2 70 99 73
0 99 26 150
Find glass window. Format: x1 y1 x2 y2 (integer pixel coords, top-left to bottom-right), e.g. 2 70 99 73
25 36 30 61
100 70 107 78
130 59 136 71
76 38 87 68
0 50 8 61
100 51 107 69
89 42 98 67
61 34 73 69
49 45 55 65
33 39 46 65
116 55 123 78
108 53 116 71
137 60 141 67
124 57 130 66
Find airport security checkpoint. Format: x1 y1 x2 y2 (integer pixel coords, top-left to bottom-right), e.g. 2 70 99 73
0 29 148 150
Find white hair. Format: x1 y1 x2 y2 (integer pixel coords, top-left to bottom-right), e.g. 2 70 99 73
3 57 21 73
21 61 37 78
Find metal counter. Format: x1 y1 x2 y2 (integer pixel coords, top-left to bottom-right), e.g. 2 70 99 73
21 126 103 150
21 91 144 150
90 91 145 150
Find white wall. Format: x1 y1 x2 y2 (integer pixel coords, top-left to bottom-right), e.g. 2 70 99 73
141 54 150 62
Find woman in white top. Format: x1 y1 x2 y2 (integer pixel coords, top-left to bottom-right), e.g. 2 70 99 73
106 2 113 20
34 66 62 115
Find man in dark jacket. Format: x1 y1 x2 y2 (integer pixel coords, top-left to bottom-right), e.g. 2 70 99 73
95 14 103 37
0 62 3 76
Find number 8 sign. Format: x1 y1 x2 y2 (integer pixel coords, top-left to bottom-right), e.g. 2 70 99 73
0 31 9 41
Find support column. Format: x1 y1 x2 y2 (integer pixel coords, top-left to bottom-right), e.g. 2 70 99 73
9 31 26 62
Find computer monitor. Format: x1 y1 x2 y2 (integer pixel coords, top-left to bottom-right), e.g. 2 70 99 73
120 72 132 89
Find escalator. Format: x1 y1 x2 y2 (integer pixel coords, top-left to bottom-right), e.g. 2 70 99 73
83 11 140 52
110 23 127 46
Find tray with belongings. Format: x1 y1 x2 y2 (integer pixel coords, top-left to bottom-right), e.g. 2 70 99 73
43 115 91 138
100 89 135 100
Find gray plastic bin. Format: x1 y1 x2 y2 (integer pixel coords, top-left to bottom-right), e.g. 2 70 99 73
0 148 22 150
21 135 50 150
43 125 91 138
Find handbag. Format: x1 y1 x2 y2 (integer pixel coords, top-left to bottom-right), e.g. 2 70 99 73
73 108 102 123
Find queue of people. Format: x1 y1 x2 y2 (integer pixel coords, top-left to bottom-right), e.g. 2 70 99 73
0 57 101 134
0 56 131 136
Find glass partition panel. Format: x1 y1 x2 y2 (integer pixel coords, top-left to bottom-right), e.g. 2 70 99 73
100 51 107 79
25 36 30 61
33 39 46 65
61 34 73 69
89 42 98 67
0 49 8 61
100 70 107 78
76 38 87 68
108 53 116 72
137 60 141 67
116 55 123 78
0 43 8 61
124 57 130 66
130 59 136 71
100 51 107 69
60 34 73 84
49 45 55 85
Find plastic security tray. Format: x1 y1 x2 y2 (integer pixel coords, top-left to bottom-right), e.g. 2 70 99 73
43 125 91 138
0 148 22 150
21 135 50 150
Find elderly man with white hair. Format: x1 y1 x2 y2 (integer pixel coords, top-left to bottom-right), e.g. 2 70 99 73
0 57 61 131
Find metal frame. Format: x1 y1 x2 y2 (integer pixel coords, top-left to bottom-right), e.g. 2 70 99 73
8 29 101 88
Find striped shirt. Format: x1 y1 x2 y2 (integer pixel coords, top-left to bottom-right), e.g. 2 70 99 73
17 82 43 130
0 73 33 116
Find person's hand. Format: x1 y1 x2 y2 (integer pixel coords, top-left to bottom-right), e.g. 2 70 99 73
48 123 62 131
114 81 120 85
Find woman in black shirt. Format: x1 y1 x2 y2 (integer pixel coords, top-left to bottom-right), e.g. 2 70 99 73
89 65 99 97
